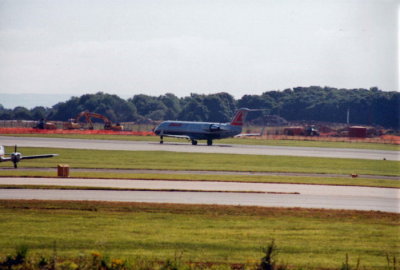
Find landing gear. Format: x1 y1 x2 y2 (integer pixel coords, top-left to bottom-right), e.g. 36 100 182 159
160 136 164 144
191 140 198 145
207 139 213 146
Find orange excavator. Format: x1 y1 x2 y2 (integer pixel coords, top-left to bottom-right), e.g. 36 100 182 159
63 111 123 131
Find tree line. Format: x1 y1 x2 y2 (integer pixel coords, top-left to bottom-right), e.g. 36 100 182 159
0 86 398 129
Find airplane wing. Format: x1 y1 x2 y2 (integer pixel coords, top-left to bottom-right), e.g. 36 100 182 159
20 154 59 160
0 156 12 162
204 124 231 132
1 154 58 162
235 127 265 137
161 134 192 140
235 133 262 137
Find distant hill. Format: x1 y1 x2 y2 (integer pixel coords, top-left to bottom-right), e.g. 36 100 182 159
0 94 72 109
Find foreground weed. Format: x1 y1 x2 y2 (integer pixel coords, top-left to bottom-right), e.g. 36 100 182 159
90 251 128 270
0 245 28 269
58 261 78 270
257 240 287 270
159 259 179 270
340 254 360 270
386 254 398 270
130 257 155 270
0 246 398 270
37 256 51 270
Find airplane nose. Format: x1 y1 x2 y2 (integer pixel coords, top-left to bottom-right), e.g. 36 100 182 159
11 153 21 163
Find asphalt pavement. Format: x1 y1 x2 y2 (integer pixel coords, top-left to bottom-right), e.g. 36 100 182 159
0 177 398 213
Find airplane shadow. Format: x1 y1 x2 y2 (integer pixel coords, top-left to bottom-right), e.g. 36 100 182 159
0 167 21 170
148 142 233 148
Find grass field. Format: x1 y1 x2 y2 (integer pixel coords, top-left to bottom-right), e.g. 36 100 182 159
1 146 398 177
2 133 399 151
0 200 398 270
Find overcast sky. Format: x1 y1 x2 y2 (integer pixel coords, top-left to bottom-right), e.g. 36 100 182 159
0 0 398 100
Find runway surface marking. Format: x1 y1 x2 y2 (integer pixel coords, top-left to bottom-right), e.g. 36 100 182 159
0 136 398 160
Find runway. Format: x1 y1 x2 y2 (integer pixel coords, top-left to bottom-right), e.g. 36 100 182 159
0 136 398 160
0 177 398 213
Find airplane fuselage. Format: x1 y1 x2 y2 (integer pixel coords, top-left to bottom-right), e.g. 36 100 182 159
154 121 242 141
154 108 251 145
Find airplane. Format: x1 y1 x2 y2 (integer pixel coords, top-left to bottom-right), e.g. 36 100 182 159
0 145 58 168
154 108 263 146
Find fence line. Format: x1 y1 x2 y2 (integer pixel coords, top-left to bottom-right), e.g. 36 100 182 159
251 135 400 145
0 128 153 136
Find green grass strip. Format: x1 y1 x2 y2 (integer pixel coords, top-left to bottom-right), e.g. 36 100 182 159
1 147 398 176
0 200 398 269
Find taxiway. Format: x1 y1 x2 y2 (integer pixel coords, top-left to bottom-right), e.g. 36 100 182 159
0 177 398 213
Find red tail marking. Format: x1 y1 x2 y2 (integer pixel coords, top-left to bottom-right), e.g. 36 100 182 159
231 111 244 126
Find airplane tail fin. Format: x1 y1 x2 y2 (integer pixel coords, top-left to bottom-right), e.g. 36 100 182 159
230 108 250 126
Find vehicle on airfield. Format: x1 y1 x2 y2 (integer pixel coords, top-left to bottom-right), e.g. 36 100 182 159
0 145 58 168
34 118 57 130
154 108 261 146
64 111 123 131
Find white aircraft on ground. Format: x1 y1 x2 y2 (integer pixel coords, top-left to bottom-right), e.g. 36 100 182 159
0 145 58 168
154 108 263 146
